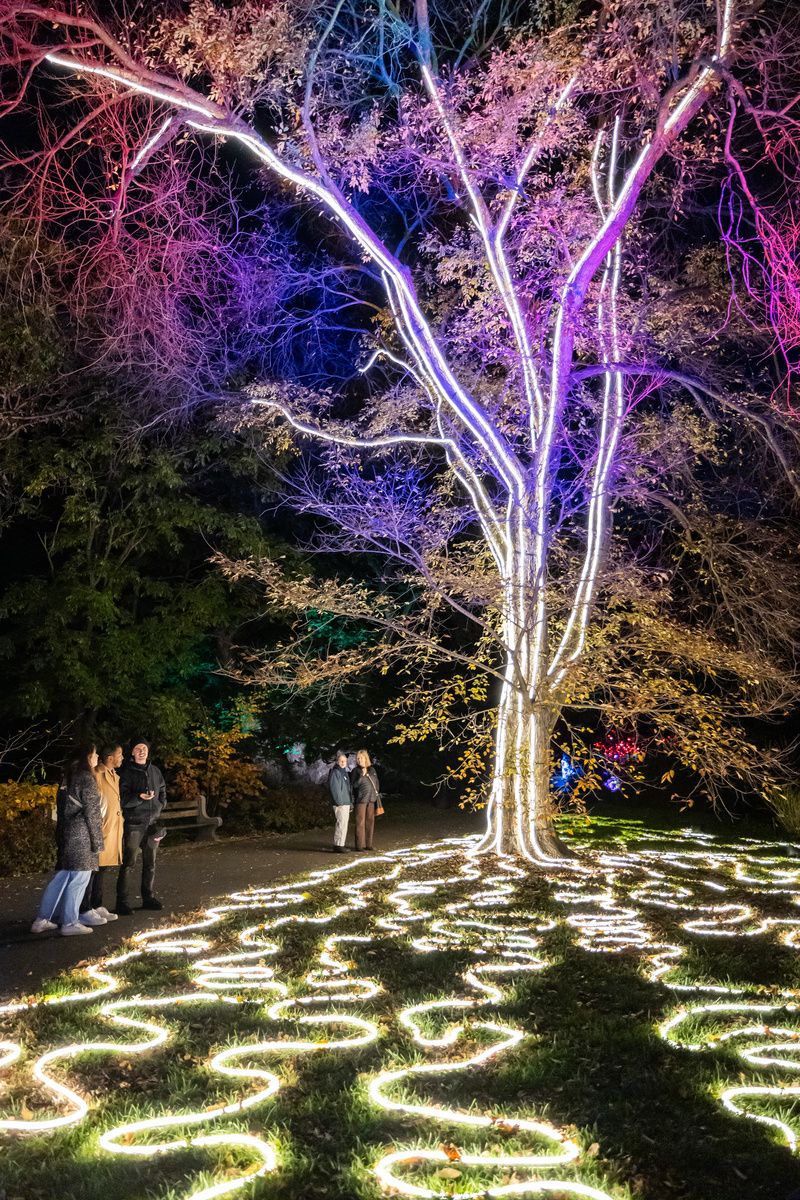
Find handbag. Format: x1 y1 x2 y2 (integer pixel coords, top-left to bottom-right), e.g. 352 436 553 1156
59 782 102 854
366 772 384 816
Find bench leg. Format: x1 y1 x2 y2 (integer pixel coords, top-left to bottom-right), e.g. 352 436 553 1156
195 824 218 842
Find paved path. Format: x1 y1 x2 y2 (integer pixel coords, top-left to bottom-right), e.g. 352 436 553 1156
0 803 481 1001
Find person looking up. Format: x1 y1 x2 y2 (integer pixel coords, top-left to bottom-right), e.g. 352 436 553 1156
328 751 354 852
31 743 104 937
116 738 166 915
80 742 123 923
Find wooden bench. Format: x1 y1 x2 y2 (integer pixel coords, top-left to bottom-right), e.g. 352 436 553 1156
161 794 222 841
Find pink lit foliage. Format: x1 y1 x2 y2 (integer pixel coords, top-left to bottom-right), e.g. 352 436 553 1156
1 2 799 858
0 2 327 410
593 732 641 767
718 22 800 406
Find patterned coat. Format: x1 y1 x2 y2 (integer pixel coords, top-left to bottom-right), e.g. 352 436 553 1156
55 768 104 871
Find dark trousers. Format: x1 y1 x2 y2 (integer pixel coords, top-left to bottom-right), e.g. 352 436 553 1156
80 866 111 912
117 824 158 905
354 803 375 849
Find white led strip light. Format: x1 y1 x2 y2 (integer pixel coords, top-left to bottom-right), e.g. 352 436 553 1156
364 857 616 1198
0 849 406 1196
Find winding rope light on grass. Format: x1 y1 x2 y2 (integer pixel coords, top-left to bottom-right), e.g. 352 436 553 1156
0 850 396 1193
563 824 800 1150
0 841 617 1200
4 826 800 1197
366 858 616 1199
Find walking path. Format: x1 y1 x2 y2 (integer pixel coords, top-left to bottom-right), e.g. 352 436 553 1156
0 802 481 1001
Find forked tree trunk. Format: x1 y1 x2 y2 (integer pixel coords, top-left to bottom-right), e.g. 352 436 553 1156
472 687 573 863
471 524 575 864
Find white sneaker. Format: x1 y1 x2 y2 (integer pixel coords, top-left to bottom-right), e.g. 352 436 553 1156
79 909 108 927
95 907 118 922
31 918 58 934
60 922 93 936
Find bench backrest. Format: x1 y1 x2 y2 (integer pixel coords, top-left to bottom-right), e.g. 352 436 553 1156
162 803 205 822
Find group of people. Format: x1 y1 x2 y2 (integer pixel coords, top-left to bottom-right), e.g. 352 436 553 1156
29 741 379 935
31 738 167 936
327 749 382 852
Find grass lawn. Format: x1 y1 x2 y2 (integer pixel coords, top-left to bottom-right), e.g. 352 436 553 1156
2 818 800 1200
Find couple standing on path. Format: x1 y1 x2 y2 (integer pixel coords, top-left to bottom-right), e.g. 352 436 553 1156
30 738 167 937
328 749 382 853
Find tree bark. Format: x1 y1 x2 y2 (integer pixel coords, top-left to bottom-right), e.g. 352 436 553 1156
473 689 573 863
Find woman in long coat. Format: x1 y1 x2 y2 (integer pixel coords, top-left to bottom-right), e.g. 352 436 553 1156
31 743 104 936
351 749 381 852
80 743 124 922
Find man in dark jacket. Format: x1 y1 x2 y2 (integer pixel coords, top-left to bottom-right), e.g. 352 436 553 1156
328 751 353 853
115 739 167 914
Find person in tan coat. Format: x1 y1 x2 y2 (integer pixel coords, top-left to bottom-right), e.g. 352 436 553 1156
79 743 124 923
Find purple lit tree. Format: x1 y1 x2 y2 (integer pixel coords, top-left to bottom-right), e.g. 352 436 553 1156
2 1 799 859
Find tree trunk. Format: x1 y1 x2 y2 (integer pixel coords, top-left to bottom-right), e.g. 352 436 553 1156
470 522 575 865
472 692 573 863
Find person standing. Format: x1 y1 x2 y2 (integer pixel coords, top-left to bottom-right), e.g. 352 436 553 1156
351 749 380 852
116 739 166 915
80 743 124 923
31 743 104 936
328 751 354 852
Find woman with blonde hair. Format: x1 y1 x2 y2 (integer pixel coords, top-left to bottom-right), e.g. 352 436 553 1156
350 749 381 851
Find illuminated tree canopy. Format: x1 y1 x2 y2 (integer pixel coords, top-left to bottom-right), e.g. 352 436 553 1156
1 1 799 857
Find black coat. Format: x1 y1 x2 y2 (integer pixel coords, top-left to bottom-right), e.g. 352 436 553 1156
119 759 166 826
351 766 380 805
55 769 104 871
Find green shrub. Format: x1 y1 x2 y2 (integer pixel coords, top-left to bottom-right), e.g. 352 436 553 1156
166 707 268 819
0 781 56 875
0 807 56 876
225 781 328 834
768 786 800 840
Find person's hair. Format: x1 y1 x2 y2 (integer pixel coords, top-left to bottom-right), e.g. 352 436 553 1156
356 748 372 770
335 749 348 761
64 742 97 786
98 743 122 763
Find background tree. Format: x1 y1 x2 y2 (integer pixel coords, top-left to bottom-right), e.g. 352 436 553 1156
0 396 276 752
1 1 799 859
0 210 292 759
0 217 405 785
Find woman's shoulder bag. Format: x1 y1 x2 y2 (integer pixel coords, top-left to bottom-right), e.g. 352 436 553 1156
366 770 384 816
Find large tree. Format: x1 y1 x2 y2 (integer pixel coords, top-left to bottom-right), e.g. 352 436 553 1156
1 1 799 859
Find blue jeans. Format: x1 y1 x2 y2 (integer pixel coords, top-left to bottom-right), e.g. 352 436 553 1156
37 869 92 927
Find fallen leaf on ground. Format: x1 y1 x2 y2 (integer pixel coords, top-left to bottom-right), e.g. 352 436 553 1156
491 1119 520 1134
